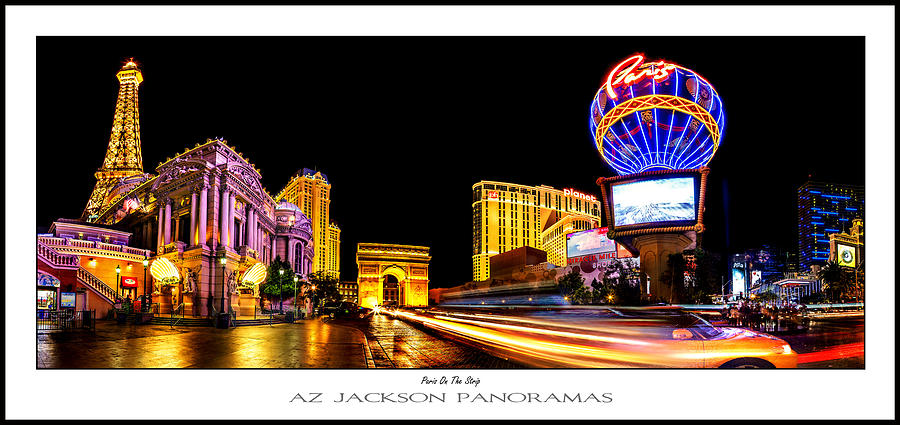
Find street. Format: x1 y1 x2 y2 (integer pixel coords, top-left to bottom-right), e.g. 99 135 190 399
37 313 862 369
784 316 865 368
38 320 369 368
332 314 523 368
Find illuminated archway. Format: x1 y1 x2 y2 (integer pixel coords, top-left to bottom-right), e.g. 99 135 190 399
356 243 430 309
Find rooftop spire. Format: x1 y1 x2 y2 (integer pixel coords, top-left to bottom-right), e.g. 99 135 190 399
81 58 146 221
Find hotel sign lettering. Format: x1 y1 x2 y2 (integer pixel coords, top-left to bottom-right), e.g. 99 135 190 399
563 188 597 202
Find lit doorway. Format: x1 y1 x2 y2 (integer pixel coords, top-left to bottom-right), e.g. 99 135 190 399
383 275 399 306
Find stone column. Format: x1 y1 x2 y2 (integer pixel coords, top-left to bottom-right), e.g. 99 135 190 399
248 208 256 251
245 208 252 249
198 183 208 248
254 212 260 253
270 234 276 264
220 188 230 249
157 203 165 251
238 220 245 248
189 191 198 246
228 195 236 249
288 240 295 271
163 199 172 245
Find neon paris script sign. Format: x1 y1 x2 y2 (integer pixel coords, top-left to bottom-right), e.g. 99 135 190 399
605 55 677 100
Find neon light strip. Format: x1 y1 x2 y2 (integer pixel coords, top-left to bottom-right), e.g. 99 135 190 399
630 85 654 166
679 135 713 169
662 69 679 167
652 75 659 164
596 96 721 170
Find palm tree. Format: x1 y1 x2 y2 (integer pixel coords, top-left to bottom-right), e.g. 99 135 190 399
817 260 849 302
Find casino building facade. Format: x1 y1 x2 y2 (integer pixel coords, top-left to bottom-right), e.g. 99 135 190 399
275 169 342 279
797 180 865 272
37 60 316 318
471 181 602 281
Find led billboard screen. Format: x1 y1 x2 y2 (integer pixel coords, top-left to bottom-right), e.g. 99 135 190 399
837 244 856 268
611 176 696 227
566 227 616 258
732 267 745 296
751 270 761 286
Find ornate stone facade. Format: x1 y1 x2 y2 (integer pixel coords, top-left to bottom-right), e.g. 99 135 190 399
67 62 315 318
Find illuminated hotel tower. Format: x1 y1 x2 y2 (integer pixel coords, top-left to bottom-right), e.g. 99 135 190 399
275 169 341 278
82 60 146 221
472 181 602 281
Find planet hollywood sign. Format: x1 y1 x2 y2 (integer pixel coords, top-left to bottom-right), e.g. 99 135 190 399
563 188 597 202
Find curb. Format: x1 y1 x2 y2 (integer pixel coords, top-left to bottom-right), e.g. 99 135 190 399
321 319 377 368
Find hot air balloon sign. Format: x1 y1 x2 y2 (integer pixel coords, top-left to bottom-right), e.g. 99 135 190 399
590 54 725 176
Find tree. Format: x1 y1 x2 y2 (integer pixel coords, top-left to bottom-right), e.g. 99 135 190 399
260 256 296 311
818 260 851 302
666 249 722 304
755 291 778 303
602 259 642 305
307 271 342 306
557 269 590 305
589 278 610 305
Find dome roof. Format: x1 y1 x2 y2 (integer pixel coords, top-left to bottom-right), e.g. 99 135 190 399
276 199 303 212
275 199 312 230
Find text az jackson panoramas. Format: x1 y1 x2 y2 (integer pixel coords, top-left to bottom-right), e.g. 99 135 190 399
290 393 613 404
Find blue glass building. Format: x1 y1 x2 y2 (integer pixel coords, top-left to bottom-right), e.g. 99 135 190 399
797 181 864 271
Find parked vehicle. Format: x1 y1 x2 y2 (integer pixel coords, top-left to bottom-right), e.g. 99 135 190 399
323 301 373 319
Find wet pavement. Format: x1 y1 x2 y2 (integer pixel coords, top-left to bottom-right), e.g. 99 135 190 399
37 313 863 369
332 314 524 368
781 316 865 368
38 320 369 368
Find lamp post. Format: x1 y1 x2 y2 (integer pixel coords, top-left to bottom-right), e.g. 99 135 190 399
293 275 299 318
311 285 317 316
278 269 285 313
219 256 227 313
142 258 149 311
115 265 121 302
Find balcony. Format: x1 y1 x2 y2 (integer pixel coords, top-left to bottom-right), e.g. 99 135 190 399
38 236 152 262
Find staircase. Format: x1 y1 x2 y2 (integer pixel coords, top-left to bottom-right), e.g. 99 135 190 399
38 240 117 305
149 316 213 327
232 317 281 327
76 267 118 305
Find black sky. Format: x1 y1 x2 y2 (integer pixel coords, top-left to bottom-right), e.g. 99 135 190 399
36 36 865 287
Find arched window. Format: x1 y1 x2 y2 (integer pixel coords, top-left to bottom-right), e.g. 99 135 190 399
293 242 303 274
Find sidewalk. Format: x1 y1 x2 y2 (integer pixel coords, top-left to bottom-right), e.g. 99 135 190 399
38 319 370 368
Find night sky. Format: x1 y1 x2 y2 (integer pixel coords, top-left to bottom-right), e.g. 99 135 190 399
36 36 865 287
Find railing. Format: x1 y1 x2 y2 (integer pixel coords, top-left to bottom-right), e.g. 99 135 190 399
38 236 152 260
171 303 185 328
37 240 80 269
37 310 96 332
75 267 118 305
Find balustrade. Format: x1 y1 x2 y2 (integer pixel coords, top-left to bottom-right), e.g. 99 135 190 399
76 267 117 303
37 236 151 260
37 240 80 268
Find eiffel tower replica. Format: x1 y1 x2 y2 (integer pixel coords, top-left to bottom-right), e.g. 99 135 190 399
81 59 146 222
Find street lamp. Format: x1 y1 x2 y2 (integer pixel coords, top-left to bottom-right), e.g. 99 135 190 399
293 275 299 318
219 256 227 313
142 257 149 312
279 269 285 313
115 265 121 302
